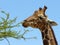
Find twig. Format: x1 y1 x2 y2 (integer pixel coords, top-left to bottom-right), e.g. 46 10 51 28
4 37 10 45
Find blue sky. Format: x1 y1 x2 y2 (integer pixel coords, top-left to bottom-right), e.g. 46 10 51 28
0 0 60 45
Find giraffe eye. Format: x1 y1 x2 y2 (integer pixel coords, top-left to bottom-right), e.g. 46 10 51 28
39 16 43 19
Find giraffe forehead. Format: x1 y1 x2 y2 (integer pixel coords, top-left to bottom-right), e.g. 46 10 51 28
38 14 44 17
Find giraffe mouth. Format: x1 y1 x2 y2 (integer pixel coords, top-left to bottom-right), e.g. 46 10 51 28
22 20 28 27
22 20 33 27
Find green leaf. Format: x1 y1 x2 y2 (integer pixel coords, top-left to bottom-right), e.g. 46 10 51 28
6 13 9 20
8 17 17 24
1 17 5 21
1 11 5 13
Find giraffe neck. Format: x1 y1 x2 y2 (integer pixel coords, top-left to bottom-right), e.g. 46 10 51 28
40 24 58 45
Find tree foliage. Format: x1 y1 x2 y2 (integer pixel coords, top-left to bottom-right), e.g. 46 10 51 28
0 11 36 45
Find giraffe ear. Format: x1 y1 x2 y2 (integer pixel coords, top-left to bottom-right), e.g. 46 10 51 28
48 19 58 26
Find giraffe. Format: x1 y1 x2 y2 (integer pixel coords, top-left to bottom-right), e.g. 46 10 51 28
22 6 58 45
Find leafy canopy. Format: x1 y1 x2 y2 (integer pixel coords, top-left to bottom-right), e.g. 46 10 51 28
0 11 36 45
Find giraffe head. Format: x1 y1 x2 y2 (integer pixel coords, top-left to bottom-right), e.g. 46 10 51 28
22 6 57 29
